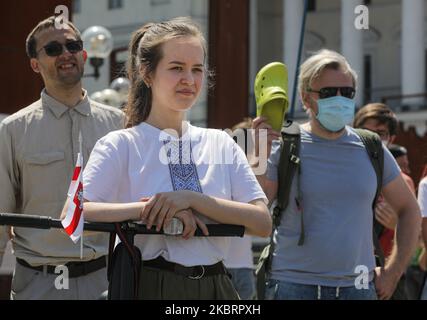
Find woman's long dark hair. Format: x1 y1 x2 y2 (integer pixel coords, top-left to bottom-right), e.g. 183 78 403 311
125 17 208 128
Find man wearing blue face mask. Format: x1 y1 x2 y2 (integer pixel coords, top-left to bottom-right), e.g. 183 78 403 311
252 49 421 300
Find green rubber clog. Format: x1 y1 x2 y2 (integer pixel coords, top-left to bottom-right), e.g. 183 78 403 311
254 62 289 132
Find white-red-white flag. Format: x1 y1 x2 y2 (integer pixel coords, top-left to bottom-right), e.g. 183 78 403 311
62 153 84 243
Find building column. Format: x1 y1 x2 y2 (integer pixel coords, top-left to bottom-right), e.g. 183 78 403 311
341 0 364 107
401 0 425 108
283 0 304 102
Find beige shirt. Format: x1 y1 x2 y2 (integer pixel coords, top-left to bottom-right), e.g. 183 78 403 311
0 89 125 265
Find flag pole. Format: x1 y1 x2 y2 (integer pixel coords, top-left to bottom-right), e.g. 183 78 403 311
79 131 83 260
289 0 309 120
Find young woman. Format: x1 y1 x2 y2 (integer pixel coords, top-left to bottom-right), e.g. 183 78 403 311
70 17 271 299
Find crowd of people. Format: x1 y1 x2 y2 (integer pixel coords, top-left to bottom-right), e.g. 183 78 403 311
0 15 425 300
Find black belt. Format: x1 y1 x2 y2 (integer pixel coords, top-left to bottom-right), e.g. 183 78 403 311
143 256 228 279
16 256 107 278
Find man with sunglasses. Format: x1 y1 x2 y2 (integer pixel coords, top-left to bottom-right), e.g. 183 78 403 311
0 16 124 299
253 49 420 300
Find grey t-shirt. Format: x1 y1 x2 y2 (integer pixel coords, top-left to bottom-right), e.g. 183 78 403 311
266 126 400 287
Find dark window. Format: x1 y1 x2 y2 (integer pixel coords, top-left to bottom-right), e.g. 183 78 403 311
150 0 171 4
72 0 81 14
108 0 123 10
364 55 372 103
363 0 371 6
307 0 316 12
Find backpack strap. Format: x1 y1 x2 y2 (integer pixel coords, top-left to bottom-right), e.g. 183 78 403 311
275 121 304 243
107 229 117 282
269 122 302 266
256 121 301 299
275 122 301 220
354 128 385 266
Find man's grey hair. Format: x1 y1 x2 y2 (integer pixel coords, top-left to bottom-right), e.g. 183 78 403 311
298 49 358 97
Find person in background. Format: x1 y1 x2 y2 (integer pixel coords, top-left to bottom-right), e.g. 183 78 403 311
417 165 427 299
354 103 420 300
388 144 415 190
0 16 124 299
354 104 415 258
225 118 258 299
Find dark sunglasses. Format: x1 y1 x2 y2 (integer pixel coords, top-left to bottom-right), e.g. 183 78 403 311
307 87 356 99
37 40 83 57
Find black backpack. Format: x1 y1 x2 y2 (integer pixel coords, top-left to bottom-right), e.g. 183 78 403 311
255 122 386 299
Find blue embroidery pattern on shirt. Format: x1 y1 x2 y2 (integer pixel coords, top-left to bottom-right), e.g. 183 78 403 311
163 138 203 193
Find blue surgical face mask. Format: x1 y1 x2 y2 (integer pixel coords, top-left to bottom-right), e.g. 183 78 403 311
315 96 356 132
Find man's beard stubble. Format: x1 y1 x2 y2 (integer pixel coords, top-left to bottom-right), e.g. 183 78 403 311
57 67 84 86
